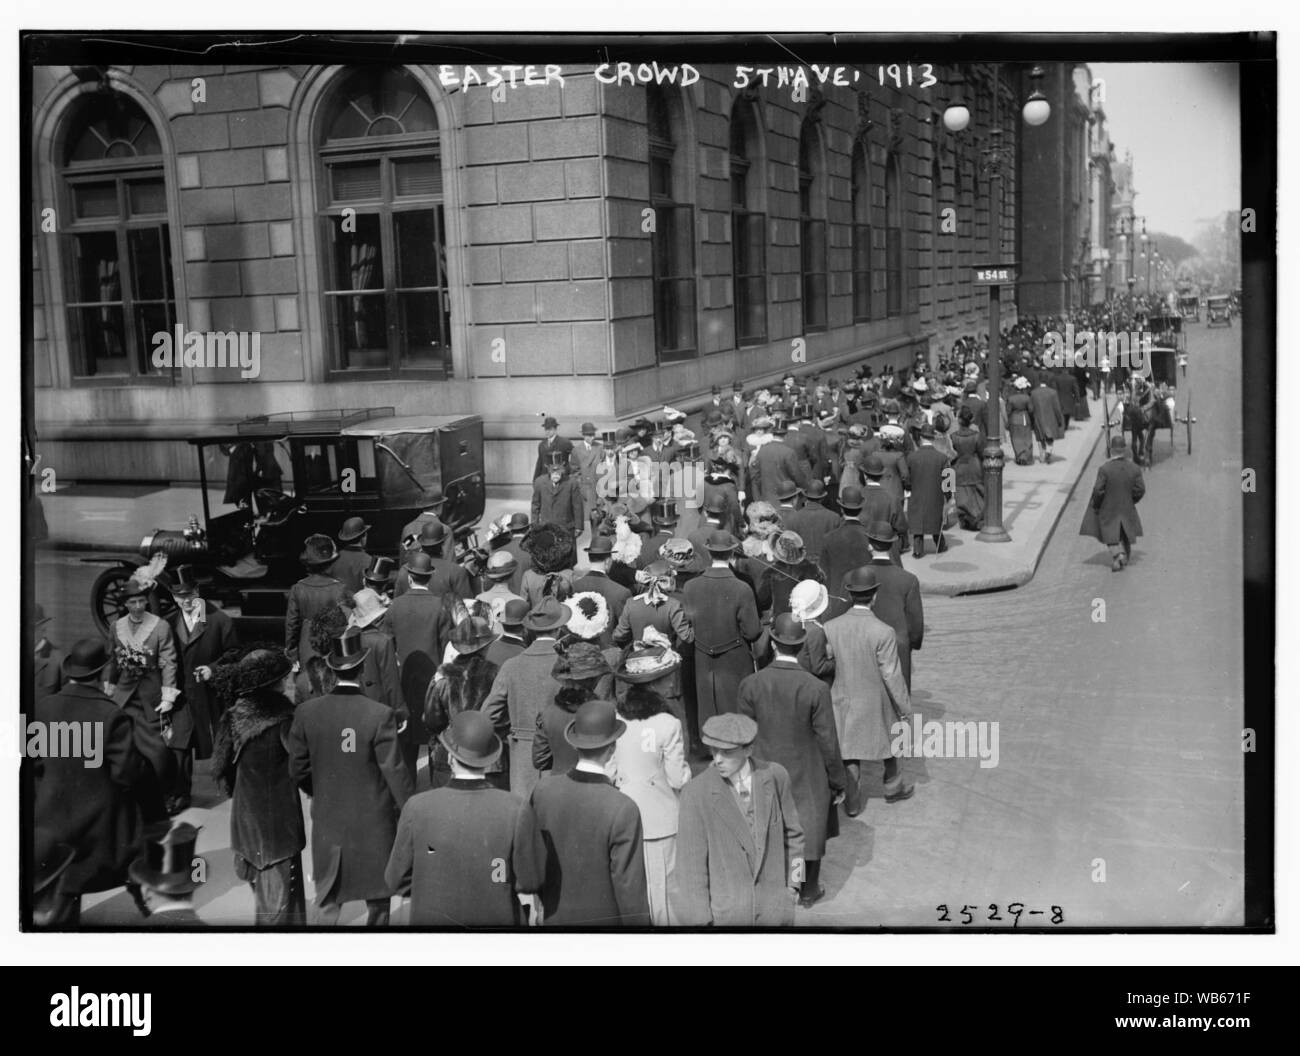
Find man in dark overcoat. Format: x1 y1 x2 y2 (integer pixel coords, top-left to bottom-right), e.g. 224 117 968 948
674 713 805 927
399 489 456 565
285 534 351 668
737 616 845 909
288 629 413 926
904 423 950 558
1029 376 1066 463
857 457 908 566
864 526 924 692
531 461 585 538
386 711 546 926
785 481 841 566
529 701 650 926
571 536 631 627
819 486 875 619
570 422 606 540
681 532 762 729
393 521 474 599
533 416 575 482
1079 435 1146 571
31 639 148 925
750 419 810 506
1050 366 1080 431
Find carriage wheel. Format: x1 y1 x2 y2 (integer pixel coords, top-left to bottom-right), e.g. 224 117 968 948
1185 393 1193 455
90 565 179 638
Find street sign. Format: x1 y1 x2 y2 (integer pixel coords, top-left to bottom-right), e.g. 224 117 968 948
973 263 1018 286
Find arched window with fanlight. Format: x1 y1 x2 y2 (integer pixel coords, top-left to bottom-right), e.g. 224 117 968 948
850 139 871 322
885 152 903 317
647 85 696 362
729 98 766 346
798 119 827 333
318 66 450 377
60 91 176 380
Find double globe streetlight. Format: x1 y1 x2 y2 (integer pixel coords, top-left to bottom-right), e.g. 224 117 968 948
940 64 1050 544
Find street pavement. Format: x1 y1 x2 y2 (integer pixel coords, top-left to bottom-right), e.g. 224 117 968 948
31 320 1243 926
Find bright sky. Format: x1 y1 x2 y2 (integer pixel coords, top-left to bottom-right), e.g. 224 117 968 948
1090 63 1240 243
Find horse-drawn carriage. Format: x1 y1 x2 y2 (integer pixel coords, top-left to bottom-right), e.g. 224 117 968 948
1114 315 1193 464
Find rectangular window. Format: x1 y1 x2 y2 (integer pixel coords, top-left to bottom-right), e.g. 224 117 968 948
733 211 767 345
801 217 827 332
652 203 697 361
852 223 872 322
886 225 903 316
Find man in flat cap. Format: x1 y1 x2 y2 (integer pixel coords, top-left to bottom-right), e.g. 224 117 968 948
533 416 574 482
529 700 650 926
675 713 805 926
386 711 545 926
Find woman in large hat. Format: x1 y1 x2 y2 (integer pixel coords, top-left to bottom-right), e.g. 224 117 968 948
1006 375 1036 465
789 579 835 685
424 616 504 789
760 531 824 622
284 533 351 676
950 405 987 530
210 644 306 925
519 522 576 608
533 642 614 779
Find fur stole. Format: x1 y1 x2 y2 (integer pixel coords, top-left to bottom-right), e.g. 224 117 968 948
424 654 499 739
210 690 295 795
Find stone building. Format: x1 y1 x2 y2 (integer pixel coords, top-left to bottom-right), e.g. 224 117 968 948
30 59 1014 486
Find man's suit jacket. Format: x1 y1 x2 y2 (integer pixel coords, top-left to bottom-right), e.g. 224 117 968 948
1029 384 1065 441
285 573 350 663
1079 456 1145 545
531 474 585 533
569 439 606 500
682 566 761 724
387 588 454 670
904 444 949 537
399 513 456 563
823 606 910 761
819 520 874 619
288 684 413 905
674 760 804 927
529 769 650 927
737 661 845 861
1050 369 1080 418
393 555 473 600
782 428 820 480
534 435 575 482
778 502 841 566
386 778 546 926
166 602 237 758
751 440 810 505
867 555 923 690
331 546 372 594
32 682 146 895
357 624 402 716
482 638 564 797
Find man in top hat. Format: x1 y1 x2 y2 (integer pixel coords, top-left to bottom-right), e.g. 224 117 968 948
905 422 951 558
395 521 474 600
570 421 607 541
399 488 455 565
863 525 924 692
533 416 574 482
635 500 679 571
572 535 632 628
285 534 351 671
159 565 237 814
818 486 877 620
34 603 63 701
737 614 845 908
386 552 455 783
475 551 525 633
1079 435 1145 572
674 713 805 926
528 700 650 926
532 455 585 538
289 628 413 925
823 568 913 814
131 821 208 926
483 598 572 797
486 599 529 668
363 555 399 598
682 531 762 738
500 513 533 595
858 455 908 566
333 517 374 593
348 587 402 715
787 480 841 566
31 638 150 925
386 711 545 926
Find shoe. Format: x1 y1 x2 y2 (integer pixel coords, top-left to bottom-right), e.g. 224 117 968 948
1111 555 1124 572
798 886 826 909
883 781 915 804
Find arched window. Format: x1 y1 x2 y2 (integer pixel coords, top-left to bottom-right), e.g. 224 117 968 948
317 66 450 377
729 98 766 346
798 120 827 333
850 139 871 322
885 153 903 316
647 85 696 362
60 91 175 379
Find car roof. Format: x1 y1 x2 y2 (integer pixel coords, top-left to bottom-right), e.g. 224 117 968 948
341 414 481 437
186 407 398 444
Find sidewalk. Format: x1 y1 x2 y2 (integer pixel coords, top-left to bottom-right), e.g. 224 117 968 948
37 401 1103 595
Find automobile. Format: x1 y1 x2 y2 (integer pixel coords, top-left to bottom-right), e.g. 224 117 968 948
1178 294 1200 322
1206 294 1232 327
85 407 485 638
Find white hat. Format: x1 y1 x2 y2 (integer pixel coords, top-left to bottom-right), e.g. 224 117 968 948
790 580 829 623
1014 376 1031 390
348 587 390 629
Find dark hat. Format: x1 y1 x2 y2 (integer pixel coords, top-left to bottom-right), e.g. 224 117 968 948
507 512 531 532
545 452 568 472
919 422 936 439
61 638 111 680
703 530 739 554
839 485 865 510
773 531 806 565
732 380 744 391
121 577 151 599
158 565 202 597
862 454 886 478
614 643 680 684
1110 436 1130 454
775 478 800 501
580 421 597 435
439 711 502 768
563 699 627 751
552 641 612 683
711 384 722 394
237 648 293 694
500 599 529 628
703 492 729 516
419 520 447 548
450 617 499 655
338 516 370 543
650 500 679 526
300 534 338 567
484 551 518 580
701 713 758 750
843 566 881 596
406 552 434 579
364 555 398 585
865 521 897 545
129 822 205 896
803 479 828 501
542 416 559 429
703 409 724 428
584 535 614 557
770 612 807 647
524 598 572 633
326 627 370 671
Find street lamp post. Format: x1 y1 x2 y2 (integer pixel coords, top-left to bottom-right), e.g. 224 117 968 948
943 63 1050 545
